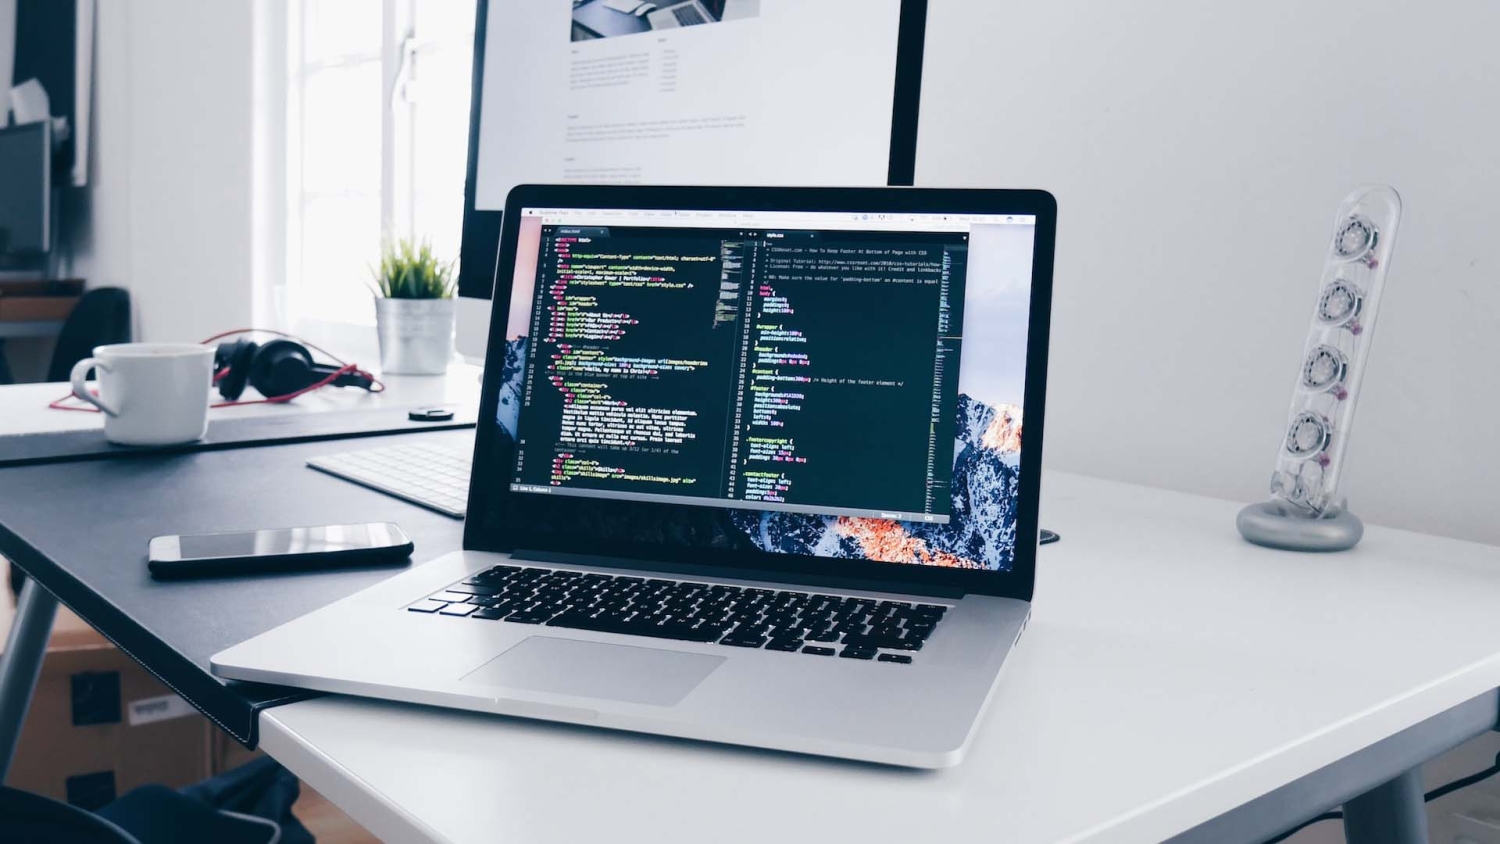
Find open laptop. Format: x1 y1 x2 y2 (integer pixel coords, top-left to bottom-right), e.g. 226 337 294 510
647 0 717 29
647 0 755 29
212 185 1057 768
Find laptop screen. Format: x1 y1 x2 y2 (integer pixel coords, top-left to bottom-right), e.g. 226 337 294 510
481 200 1041 576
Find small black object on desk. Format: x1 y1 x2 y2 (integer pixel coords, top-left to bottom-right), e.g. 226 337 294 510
408 406 455 422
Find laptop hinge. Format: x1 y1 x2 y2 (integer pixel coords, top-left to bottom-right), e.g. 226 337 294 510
511 548 969 600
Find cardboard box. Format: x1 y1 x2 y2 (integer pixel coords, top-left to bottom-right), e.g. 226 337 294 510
0 575 382 843
2 570 214 810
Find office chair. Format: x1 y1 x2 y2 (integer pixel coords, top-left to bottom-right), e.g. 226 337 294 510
46 287 133 383
6 288 133 595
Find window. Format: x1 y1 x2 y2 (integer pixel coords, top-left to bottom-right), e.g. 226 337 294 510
285 0 475 329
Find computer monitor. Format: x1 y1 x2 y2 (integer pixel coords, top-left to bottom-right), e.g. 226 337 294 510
454 0 930 361
0 122 52 262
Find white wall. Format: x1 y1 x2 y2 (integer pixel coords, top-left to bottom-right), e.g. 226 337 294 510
66 0 131 311
918 0 1500 545
69 0 267 343
0 0 15 116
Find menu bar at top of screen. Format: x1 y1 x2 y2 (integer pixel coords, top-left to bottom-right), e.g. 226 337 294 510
519 208 1037 232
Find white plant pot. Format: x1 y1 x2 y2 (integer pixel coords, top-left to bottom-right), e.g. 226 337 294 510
374 297 456 375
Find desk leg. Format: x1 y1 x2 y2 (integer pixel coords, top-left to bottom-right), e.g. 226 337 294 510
0 578 58 782
1342 767 1427 844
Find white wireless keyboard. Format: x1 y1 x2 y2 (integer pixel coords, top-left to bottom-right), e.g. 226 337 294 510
308 440 473 518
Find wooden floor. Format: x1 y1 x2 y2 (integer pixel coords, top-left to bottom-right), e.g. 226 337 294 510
294 783 381 843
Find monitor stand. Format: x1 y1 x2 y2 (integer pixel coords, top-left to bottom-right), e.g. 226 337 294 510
455 294 494 365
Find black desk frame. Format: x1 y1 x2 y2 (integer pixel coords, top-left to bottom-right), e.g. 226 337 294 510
0 579 56 777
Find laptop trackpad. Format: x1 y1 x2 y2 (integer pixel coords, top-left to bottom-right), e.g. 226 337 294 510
461 636 725 706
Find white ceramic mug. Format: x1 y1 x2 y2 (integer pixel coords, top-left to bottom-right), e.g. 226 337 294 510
70 343 216 446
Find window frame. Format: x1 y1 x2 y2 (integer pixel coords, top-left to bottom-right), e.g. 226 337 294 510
282 0 470 336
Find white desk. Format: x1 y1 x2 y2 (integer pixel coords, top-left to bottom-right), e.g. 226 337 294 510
0 364 484 438
255 472 1500 844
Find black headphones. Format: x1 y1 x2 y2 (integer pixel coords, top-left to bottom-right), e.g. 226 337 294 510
213 338 377 401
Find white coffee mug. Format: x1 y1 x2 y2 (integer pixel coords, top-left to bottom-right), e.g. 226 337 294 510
70 343 216 446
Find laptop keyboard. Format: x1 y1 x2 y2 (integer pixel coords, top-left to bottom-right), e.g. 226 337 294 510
673 5 707 25
408 564 948 663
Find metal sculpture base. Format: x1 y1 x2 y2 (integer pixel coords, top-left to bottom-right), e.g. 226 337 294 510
1237 500 1364 552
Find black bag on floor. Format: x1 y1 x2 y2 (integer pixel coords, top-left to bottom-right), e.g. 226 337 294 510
0 785 140 844
97 756 314 844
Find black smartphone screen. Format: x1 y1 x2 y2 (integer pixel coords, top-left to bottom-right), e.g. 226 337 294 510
175 523 408 560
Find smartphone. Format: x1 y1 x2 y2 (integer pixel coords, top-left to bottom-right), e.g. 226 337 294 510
148 522 414 579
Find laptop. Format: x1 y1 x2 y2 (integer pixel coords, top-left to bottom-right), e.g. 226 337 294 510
647 0 734 29
212 185 1057 768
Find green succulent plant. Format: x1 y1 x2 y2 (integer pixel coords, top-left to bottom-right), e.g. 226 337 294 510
370 238 456 299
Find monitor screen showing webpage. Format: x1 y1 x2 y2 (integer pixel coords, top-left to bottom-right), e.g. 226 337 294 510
489 206 1038 572
472 0 905 210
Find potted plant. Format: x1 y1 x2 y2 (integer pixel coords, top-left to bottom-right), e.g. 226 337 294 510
371 238 457 375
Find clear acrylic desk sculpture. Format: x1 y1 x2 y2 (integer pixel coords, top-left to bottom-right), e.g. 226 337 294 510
1238 185 1401 551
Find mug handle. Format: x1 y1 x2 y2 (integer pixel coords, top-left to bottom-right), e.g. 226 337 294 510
70 357 120 416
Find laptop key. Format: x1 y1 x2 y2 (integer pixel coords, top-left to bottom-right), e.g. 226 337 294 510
877 654 913 664
472 607 510 620
801 646 835 656
504 612 552 624
839 646 877 660
448 583 502 596
439 603 479 617
546 610 728 643
839 634 902 650
407 599 448 613
765 638 803 652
